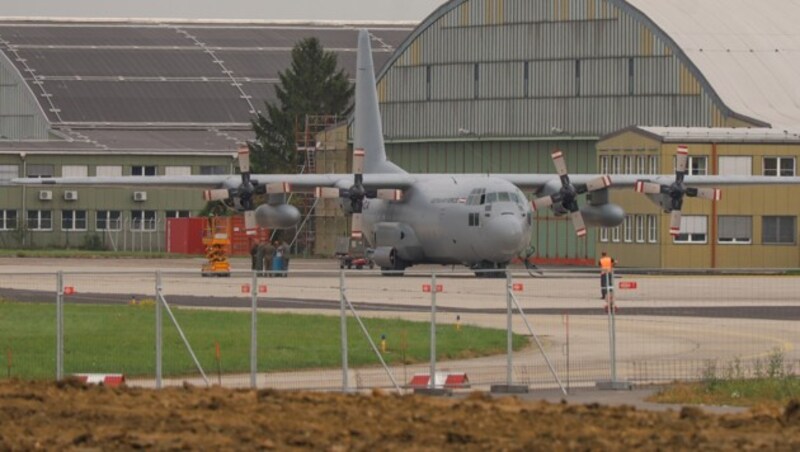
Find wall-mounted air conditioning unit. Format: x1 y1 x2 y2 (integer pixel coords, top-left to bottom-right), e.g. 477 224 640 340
64 190 78 201
38 190 53 201
133 191 147 202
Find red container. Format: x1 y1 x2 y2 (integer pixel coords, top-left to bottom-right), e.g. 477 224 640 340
167 216 270 256
166 217 207 255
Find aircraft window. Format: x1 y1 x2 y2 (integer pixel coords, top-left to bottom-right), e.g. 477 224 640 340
498 192 510 202
479 194 486 205
510 192 520 203
486 193 498 203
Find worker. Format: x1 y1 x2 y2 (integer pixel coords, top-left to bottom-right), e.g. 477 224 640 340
599 251 616 300
249 238 261 272
278 240 290 275
260 240 275 277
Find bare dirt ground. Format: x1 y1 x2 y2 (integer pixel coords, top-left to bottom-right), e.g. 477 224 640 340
1 380 798 450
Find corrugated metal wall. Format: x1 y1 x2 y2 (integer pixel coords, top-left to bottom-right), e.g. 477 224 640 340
378 0 746 140
0 52 50 139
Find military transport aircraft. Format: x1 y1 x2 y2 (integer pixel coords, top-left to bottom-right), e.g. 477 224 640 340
14 29 800 276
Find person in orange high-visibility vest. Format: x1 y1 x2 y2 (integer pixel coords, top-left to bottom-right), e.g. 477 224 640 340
598 251 616 300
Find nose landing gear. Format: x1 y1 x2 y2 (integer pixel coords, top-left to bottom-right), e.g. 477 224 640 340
471 261 507 278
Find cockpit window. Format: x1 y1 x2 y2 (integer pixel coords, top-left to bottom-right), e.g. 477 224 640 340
510 192 520 203
486 192 498 203
498 192 510 202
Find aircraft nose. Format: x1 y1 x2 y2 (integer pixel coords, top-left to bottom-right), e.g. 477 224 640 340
487 214 524 255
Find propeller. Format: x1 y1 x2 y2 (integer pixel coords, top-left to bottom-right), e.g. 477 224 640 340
202 144 291 230
635 145 721 236
531 150 612 237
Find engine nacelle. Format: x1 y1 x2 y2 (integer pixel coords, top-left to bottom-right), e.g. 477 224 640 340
371 246 397 268
580 203 625 227
254 204 301 229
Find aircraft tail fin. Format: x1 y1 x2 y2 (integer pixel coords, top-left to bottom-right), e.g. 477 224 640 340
354 29 405 175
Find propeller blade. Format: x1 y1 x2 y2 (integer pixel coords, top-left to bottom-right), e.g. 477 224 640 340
692 187 722 201
551 150 568 176
675 145 689 174
238 144 251 174
376 189 403 201
570 211 587 237
635 180 663 194
585 175 612 192
353 148 365 175
669 210 682 236
266 182 291 194
350 213 363 239
314 187 341 198
203 188 230 201
244 210 257 230
531 196 555 212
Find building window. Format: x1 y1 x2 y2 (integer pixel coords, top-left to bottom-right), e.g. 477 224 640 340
673 215 707 244
611 225 620 243
763 216 796 244
599 227 609 242
763 157 795 177
0 210 17 230
425 65 432 101
718 216 752 244
164 166 191 176
523 61 529 98
199 165 226 175
131 210 157 231
599 155 609 174
131 165 157 176
96 165 123 177
635 215 645 243
27 210 52 231
61 165 88 178
622 155 632 174
166 210 191 218
96 210 122 231
474 63 480 99
636 155 646 174
687 156 707 175
718 156 752 176
647 214 658 243
27 164 54 178
628 57 635 95
0 165 19 185
611 155 620 174
623 215 633 242
648 155 658 174
62 210 87 231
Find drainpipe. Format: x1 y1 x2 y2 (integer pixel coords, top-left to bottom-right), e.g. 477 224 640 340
711 143 717 269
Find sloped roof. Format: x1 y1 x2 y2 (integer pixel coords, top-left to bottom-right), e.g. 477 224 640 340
0 20 411 128
609 126 800 144
627 0 800 132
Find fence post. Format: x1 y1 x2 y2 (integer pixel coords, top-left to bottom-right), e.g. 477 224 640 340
55 271 64 381
250 270 258 389
429 272 437 390
505 271 513 386
596 269 632 390
155 271 163 389
340 270 349 392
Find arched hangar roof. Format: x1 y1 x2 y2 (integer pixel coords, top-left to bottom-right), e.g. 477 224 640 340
375 0 800 140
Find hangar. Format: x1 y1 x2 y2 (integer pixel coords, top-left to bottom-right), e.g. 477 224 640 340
357 0 800 268
0 19 413 251
3 0 800 269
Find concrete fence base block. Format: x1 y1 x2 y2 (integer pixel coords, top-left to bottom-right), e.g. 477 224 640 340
490 384 530 394
595 380 633 391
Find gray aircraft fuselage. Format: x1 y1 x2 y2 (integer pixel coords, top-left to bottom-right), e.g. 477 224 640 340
362 175 532 266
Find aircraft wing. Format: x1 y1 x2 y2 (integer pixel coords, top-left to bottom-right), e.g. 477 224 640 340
494 173 800 191
11 173 417 192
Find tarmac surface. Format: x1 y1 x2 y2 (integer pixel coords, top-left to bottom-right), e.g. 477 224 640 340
1 256 798 414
